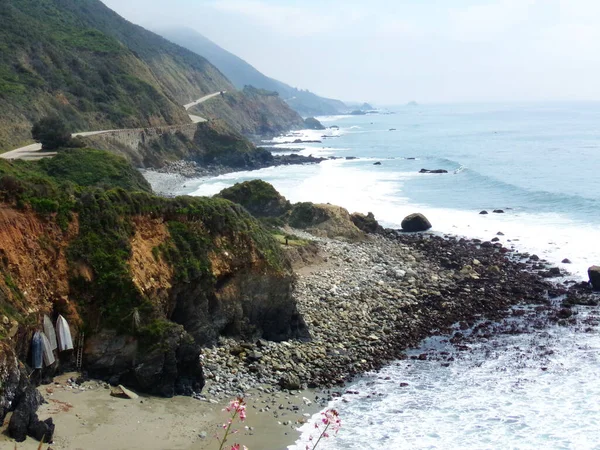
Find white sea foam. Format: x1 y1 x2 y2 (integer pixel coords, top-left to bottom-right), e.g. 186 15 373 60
291 307 600 449
186 160 595 281
315 114 353 123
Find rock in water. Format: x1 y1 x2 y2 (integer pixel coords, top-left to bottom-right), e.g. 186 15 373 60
419 168 448 174
479 210 489 215
588 266 600 290
401 213 432 232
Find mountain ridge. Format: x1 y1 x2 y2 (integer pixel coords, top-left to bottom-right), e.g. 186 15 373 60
155 27 348 117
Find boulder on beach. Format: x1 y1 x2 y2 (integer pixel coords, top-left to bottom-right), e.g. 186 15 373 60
479 210 488 215
401 213 432 232
493 209 505 214
588 266 600 290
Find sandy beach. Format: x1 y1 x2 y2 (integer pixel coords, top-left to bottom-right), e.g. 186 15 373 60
0 373 322 450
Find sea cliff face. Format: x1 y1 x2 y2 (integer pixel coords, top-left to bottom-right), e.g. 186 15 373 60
0 151 308 437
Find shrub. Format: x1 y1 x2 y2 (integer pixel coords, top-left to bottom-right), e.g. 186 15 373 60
31 117 72 150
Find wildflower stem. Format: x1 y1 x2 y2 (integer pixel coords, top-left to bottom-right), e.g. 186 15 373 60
310 423 330 450
217 409 239 450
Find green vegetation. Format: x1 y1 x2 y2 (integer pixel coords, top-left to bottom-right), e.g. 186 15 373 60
217 179 291 218
0 0 231 150
273 233 310 247
31 117 76 150
190 89 305 136
0 148 286 334
288 202 330 229
38 148 152 192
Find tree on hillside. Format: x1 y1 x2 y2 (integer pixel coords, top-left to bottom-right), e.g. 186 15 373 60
31 117 73 150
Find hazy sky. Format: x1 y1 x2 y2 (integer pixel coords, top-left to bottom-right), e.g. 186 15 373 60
100 0 600 104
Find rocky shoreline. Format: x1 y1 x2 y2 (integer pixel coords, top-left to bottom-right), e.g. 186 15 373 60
141 154 327 196
197 228 597 402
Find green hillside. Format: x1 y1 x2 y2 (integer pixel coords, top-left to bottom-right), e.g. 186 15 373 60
0 0 232 151
190 86 305 136
157 27 347 117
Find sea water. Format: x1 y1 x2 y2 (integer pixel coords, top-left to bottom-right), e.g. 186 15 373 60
171 103 600 449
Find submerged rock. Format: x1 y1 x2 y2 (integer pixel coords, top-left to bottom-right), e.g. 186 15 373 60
419 168 448 174
401 213 432 232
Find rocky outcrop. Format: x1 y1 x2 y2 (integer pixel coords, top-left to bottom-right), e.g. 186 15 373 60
351 212 384 234
287 203 364 241
401 213 432 232
218 180 291 218
589 266 600 290
304 117 326 130
7 385 52 442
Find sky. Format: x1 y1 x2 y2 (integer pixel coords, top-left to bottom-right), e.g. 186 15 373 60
100 0 600 104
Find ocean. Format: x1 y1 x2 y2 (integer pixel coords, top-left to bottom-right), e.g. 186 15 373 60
168 103 600 449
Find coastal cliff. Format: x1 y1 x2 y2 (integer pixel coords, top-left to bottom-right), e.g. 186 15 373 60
189 86 306 137
0 150 308 438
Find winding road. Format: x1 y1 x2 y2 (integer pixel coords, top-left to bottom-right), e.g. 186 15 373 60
0 91 225 161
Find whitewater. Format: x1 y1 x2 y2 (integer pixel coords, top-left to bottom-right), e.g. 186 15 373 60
171 102 600 449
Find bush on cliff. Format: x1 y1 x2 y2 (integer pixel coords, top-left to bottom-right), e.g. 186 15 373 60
31 117 73 150
38 149 152 192
217 180 291 218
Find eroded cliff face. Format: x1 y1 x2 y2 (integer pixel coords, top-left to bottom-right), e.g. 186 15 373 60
0 199 307 406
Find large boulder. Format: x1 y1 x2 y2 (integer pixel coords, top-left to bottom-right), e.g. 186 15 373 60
288 203 364 240
401 213 432 232
218 180 291 218
589 266 600 291
8 386 46 442
351 212 383 234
